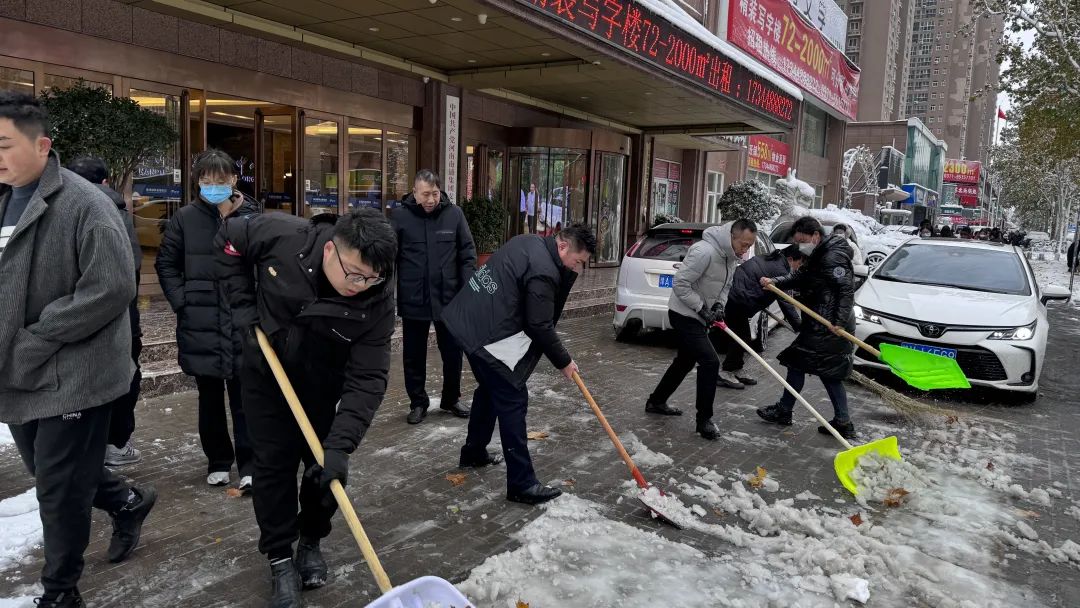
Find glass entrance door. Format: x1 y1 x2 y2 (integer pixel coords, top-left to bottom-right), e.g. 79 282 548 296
593 152 626 265
255 107 297 214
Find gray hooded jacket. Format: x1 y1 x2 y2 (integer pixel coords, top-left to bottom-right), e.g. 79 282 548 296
668 223 739 325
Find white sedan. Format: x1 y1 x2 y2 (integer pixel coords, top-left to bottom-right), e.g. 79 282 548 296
852 239 1071 397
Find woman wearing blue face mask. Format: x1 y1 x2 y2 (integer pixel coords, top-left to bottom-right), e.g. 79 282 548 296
155 149 260 491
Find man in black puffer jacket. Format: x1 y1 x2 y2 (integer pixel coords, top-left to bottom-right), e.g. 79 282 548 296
442 224 595 506
391 169 476 424
757 216 858 439
217 208 397 607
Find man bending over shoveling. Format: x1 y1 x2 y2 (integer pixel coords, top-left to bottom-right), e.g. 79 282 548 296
217 207 396 608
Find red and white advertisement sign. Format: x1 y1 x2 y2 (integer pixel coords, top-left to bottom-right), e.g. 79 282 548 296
747 135 790 176
955 184 980 207
943 159 981 184
728 0 860 120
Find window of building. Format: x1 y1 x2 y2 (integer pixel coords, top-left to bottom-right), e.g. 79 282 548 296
801 105 828 158
0 67 33 95
346 124 382 211
385 131 417 210
302 118 340 218
847 37 861 50
705 171 724 223
129 88 183 275
43 74 112 94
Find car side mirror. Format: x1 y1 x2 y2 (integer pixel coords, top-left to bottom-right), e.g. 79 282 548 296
853 264 870 278
1041 284 1071 304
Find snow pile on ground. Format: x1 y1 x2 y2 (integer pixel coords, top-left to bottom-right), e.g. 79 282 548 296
1030 256 1077 291
0 489 42 572
620 432 673 468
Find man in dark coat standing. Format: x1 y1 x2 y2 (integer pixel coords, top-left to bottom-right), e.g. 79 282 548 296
66 156 144 466
757 216 857 438
715 247 804 389
391 169 476 424
441 224 595 506
217 208 397 607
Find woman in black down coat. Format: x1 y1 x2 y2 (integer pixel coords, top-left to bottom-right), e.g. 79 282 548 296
756 216 858 439
156 150 258 489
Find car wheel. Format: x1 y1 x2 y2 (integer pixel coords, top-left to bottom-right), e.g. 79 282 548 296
614 319 641 342
866 252 887 267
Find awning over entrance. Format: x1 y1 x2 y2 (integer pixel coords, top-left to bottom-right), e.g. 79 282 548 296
147 0 799 135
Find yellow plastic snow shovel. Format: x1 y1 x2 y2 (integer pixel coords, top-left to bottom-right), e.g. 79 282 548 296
254 327 474 607
714 321 902 495
765 284 970 391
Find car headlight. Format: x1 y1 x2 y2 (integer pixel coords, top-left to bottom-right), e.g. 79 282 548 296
853 305 882 324
988 320 1036 341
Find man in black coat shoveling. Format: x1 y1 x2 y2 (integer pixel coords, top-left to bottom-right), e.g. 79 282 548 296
217 207 396 607
442 224 595 506
757 216 857 438
391 169 476 424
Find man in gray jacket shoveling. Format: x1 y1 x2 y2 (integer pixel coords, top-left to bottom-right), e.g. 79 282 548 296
645 220 758 440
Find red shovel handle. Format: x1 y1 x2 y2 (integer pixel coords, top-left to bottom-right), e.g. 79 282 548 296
572 372 650 489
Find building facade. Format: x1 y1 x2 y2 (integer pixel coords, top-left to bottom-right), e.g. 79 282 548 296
837 0 914 122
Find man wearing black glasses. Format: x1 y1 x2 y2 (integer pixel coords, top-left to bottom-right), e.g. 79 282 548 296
216 207 396 607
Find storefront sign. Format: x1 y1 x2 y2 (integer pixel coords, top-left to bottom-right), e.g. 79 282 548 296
747 134 789 176
788 0 847 51
444 95 460 203
943 159 981 184
728 0 860 120
518 0 797 125
955 184 980 207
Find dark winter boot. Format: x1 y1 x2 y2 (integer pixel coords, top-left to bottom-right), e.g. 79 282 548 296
459 446 502 468
295 537 328 589
696 419 721 440
756 404 793 426
818 419 857 440
108 486 157 563
34 589 83 607
269 558 303 608
406 406 427 425
645 400 683 416
507 483 562 505
439 401 471 418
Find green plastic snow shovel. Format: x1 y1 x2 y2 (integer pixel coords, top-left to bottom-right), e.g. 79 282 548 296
765 284 970 391
714 321 902 495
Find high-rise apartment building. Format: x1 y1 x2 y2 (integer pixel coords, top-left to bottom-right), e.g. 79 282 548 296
840 0 1002 163
836 0 914 122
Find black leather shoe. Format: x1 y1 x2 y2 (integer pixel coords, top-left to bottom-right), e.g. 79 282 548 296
440 401 471 418
696 419 720 440
269 558 303 608
819 419 856 439
645 400 683 416
507 483 562 505
108 486 156 563
295 537 328 589
406 406 427 425
459 448 502 468
33 589 83 608
756 404 793 426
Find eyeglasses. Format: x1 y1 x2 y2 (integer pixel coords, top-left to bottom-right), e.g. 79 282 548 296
332 241 385 286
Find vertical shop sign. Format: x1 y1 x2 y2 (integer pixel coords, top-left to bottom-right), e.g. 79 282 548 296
444 95 460 203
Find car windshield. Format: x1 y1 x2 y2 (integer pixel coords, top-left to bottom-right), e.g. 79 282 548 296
873 243 1031 295
633 230 700 261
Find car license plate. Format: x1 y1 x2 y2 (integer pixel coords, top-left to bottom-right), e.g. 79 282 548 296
900 342 958 359
658 274 674 288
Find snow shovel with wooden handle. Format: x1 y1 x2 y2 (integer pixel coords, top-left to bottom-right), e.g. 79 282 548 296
254 327 474 608
713 321 902 496
571 371 683 528
764 284 970 391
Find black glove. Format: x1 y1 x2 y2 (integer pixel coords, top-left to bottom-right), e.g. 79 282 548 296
699 302 724 325
306 448 350 492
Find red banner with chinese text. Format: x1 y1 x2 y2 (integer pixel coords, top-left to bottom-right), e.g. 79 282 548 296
727 0 859 120
747 134 789 176
956 184 979 207
943 159 981 184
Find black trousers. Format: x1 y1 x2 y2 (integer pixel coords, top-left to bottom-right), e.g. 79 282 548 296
713 304 755 373
401 318 462 409
9 402 132 594
108 335 142 448
240 339 341 561
461 353 537 493
194 375 253 477
649 311 720 422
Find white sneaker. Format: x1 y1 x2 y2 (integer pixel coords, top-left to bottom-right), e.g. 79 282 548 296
105 442 141 466
207 472 231 486
238 476 253 491
716 371 745 390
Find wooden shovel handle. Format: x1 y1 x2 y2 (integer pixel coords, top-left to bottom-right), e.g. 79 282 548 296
765 283 881 359
572 371 650 489
255 327 393 594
